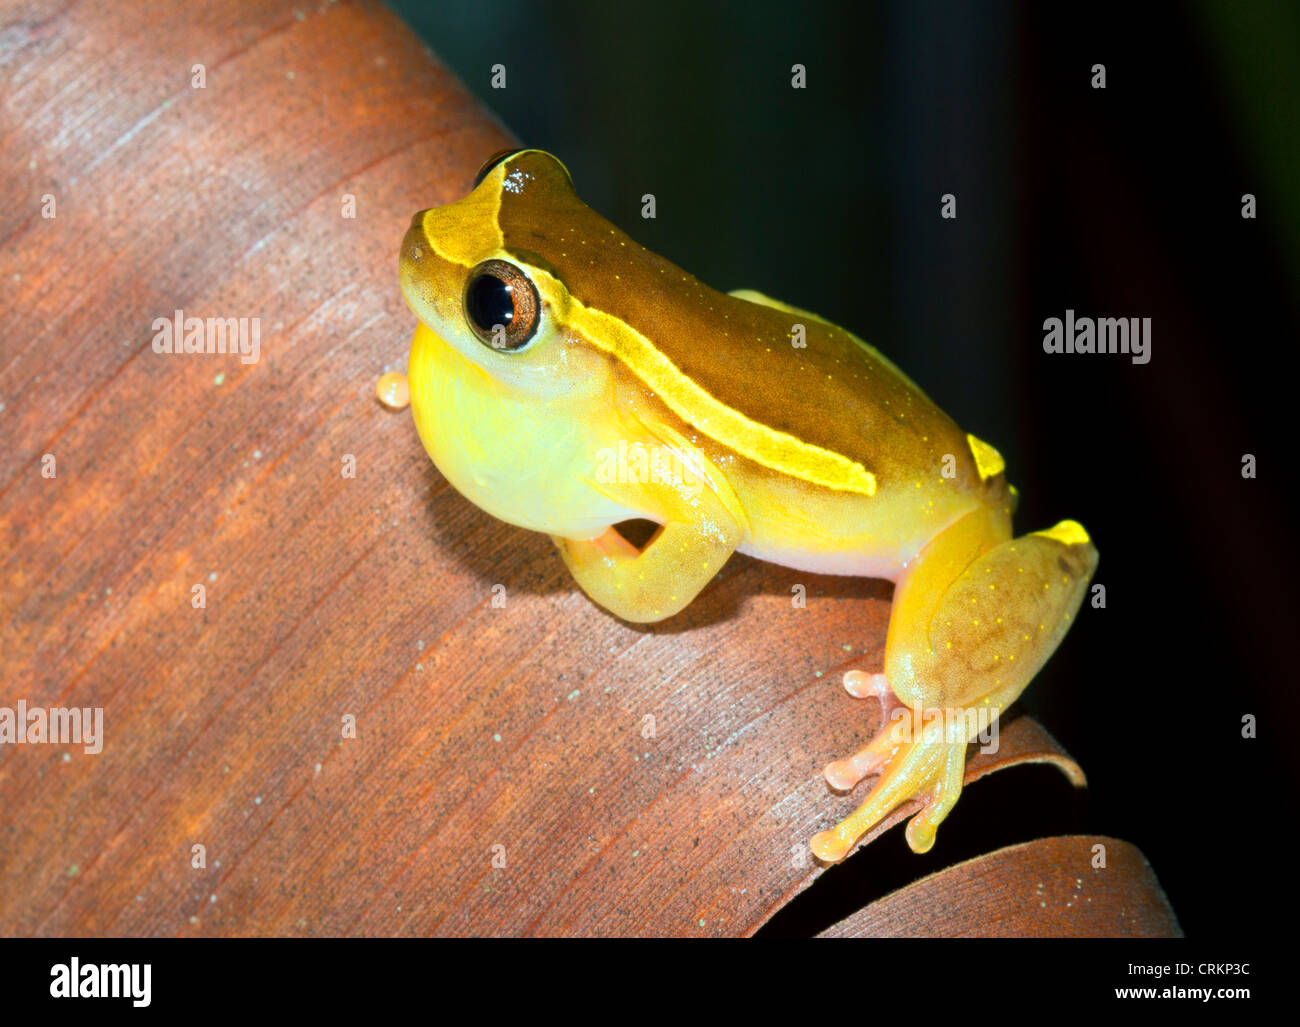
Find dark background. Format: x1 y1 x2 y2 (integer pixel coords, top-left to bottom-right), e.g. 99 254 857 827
391 0 1299 938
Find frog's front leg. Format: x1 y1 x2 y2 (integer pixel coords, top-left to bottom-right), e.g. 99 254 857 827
552 450 744 623
811 507 1098 862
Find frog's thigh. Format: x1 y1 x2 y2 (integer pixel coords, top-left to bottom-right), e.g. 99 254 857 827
552 488 741 624
886 508 1099 712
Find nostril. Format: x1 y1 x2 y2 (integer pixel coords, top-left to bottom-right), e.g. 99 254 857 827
408 210 428 230
401 222 426 262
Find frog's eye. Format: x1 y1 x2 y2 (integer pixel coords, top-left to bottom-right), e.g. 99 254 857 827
473 148 525 189
463 259 540 352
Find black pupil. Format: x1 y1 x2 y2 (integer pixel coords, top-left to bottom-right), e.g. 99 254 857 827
466 273 515 333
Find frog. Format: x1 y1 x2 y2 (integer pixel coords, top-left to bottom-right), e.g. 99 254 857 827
398 149 1098 863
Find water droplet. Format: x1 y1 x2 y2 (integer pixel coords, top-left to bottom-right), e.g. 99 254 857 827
376 370 410 410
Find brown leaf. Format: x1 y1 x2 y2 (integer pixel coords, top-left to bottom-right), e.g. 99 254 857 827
817 836 1182 938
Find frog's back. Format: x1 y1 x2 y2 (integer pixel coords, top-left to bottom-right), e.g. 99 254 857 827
670 286 980 497
494 151 987 501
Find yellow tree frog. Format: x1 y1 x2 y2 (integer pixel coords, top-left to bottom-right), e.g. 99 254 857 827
398 149 1097 863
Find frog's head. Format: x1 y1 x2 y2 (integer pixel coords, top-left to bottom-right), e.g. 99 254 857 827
399 148 613 403
398 149 650 536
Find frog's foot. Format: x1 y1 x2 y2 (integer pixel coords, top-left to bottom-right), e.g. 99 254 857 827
812 706 968 862
823 671 898 790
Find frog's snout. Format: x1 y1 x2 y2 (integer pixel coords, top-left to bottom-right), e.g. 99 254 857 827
399 219 432 317
402 212 434 268
403 215 429 256
400 218 435 292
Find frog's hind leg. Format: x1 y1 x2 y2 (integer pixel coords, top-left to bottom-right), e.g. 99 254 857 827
811 508 1097 862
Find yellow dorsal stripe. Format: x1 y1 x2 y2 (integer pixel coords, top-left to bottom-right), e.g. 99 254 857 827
1032 519 1090 546
965 433 1006 482
422 170 505 266
565 300 877 495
